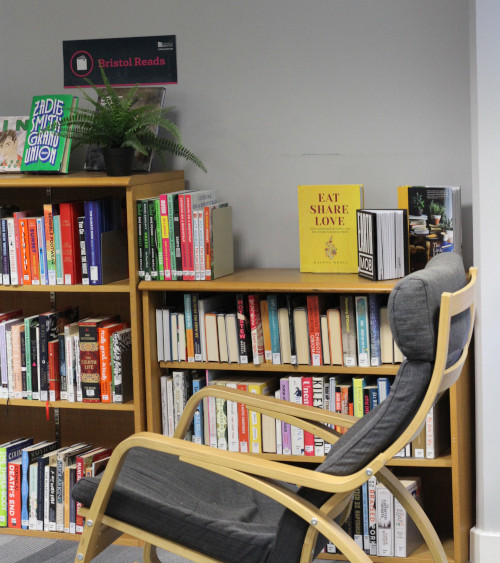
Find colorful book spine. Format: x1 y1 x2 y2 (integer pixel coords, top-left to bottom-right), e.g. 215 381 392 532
159 194 172 281
267 294 281 364
77 216 89 285
18 217 31 285
27 218 40 285
53 214 64 285
48 339 60 401
236 380 249 452
280 377 292 455
248 294 265 365
6 218 19 285
355 295 370 367
99 322 126 403
60 201 84 285
85 200 103 285
136 200 145 280
79 316 112 402
7 459 22 528
36 217 47 285
148 199 158 280
301 376 315 456
43 204 57 285
306 295 322 366
368 294 382 366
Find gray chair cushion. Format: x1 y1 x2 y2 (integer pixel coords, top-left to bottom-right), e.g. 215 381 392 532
73 447 286 563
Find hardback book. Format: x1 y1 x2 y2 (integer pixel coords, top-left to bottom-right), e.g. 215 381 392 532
37 447 63 530
368 294 382 367
357 209 409 281
278 307 292 364
301 376 315 455
77 216 89 285
166 190 190 280
99 321 127 403
398 185 462 273
293 307 310 365
298 184 364 273
236 294 252 364
339 295 357 367
59 201 84 285
379 307 393 364
0 116 29 172
355 296 370 367
312 375 328 456
267 294 281 365
7 458 22 528
48 339 60 401
204 313 219 362
394 478 424 557
279 377 292 455
43 203 59 285
79 315 115 402
425 394 450 459
306 295 323 366
248 294 265 365
245 376 278 454
225 313 239 364
289 375 304 455
320 315 330 365
326 308 343 366
198 294 228 362
376 481 394 556
216 313 228 363
191 376 206 444
84 86 166 172
21 95 78 173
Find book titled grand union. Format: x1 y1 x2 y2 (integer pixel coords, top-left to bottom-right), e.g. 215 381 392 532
21 95 78 173
298 184 364 273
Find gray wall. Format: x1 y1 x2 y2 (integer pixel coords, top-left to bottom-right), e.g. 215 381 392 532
1 0 472 269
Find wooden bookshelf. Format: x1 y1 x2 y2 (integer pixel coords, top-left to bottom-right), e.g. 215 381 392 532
140 269 473 563
0 170 185 541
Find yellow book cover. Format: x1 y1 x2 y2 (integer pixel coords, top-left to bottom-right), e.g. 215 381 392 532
298 184 364 273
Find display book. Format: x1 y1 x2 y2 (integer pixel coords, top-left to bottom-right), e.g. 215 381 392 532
0 437 111 533
84 86 166 173
397 185 462 273
20 94 78 174
0 305 132 405
0 195 127 287
156 291 405 369
0 116 29 172
298 184 364 274
136 189 234 282
356 209 409 281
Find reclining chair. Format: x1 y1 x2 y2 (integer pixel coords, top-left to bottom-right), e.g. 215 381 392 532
72 252 477 563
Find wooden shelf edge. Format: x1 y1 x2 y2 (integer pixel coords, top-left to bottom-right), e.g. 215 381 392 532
0 527 142 546
158 361 400 375
253 453 452 467
316 536 455 562
0 280 131 293
0 398 135 411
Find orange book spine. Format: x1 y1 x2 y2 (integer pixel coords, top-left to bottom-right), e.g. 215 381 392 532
27 218 40 285
204 206 212 280
18 218 31 284
236 382 249 452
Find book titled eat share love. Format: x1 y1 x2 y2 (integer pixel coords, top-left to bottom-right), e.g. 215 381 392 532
298 184 364 274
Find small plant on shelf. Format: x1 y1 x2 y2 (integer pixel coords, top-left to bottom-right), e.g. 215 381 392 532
46 67 206 175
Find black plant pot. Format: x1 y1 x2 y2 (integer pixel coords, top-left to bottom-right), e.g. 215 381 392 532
102 147 134 176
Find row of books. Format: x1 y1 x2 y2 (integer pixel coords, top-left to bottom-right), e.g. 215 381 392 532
160 370 449 459
0 196 124 286
324 476 424 558
0 307 132 404
137 189 233 282
0 437 111 532
156 292 404 368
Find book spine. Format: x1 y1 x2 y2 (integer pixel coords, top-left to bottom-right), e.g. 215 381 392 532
367 475 378 555
36 217 48 285
154 198 164 281
48 465 56 531
340 295 357 367
28 463 37 530
362 481 370 553
267 295 281 364
58 333 66 400
191 378 205 444
1 220 10 285
11 324 23 399
368 294 382 366
185 194 195 280
148 199 158 280
86 200 103 285
280 378 292 455
355 296 370 367
353 486 363 549
79 323 101 403
248 294 264 365
236 382 249 452
191 294 202 362
159 194 171 281
289 375 304 455
353 377 366 419
198 210 206 281
0 447 7 526
193 210 200 280
7 461 21 528
7 218 19 285
136 200 145 280
27 218 40 285
166 193 177 280
48 339 60 401
357 210 376 280
43 204 56 285
178 194 188 278
306 295 322 366
21 329 27 398
236 294 250 364
60 202 83 285
77 216 89 285
301 376 315 455
376 483 394 556
425 406 435 459
204 206 211 280
53 214 64 284
19 218 31 284
312 376 325 456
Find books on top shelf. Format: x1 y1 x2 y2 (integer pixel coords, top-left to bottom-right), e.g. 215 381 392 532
0 117 29 172
0 308 131 404
21 95 78 174
298 184 364 273
356 209 409 281
154 291 409 369
397 185 462 273
137 190 233 282
0 196 126 286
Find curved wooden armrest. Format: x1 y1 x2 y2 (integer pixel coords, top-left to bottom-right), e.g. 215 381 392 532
174 386 358 442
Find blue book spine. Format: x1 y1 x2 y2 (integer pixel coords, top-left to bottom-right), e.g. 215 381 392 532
368 294 382 366
355 296 370 367
267 294 281 364
377 377 391 402
36 217 47 286
369 387 379 410
21 450 30 528
192 377 206 444
86 200 103 285
183 294 194 362
362 481 370 553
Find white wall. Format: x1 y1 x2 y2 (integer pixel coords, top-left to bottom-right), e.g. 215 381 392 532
1 0 472 269
470 1 500 560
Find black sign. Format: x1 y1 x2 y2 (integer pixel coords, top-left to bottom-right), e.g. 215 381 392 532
63 35 177 88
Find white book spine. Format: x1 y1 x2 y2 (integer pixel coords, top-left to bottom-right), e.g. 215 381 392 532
156 309 164 362
44 465 50 531
6 331 13 399
160 375 168 436
376 483 394 556
289 376 304 455
166 376 175 437
177 313 186 362
226 382 239 452
368 476 378 555
275 389 283 455
162 309 171 362
7 218 19 285
425 406 435 459
65 333 75 402
74 334 82 402
28 463 37 530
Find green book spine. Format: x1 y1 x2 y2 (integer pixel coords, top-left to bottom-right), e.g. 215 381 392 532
142 200 150 280
136 200 144 280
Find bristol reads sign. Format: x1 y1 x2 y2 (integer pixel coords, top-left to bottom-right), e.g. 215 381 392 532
63 35 177 87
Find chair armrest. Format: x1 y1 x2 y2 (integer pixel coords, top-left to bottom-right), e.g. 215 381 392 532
174 385 358 442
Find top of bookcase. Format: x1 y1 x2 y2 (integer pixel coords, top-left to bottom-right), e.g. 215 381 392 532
0 170 184 189
139 269 398 293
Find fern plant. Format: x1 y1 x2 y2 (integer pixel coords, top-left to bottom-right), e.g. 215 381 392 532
50 67 206 172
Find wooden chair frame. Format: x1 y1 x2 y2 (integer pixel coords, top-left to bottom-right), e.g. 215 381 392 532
74 267 477 563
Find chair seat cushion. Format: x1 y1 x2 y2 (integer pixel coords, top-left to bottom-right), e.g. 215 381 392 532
72 447 285 563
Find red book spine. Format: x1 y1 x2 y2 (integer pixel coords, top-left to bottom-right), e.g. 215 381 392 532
18 218 31 285
306 295 322 366
48 339 60 401
60 201 83 285
248 294 264 365
7 461 21 528
236 382 249 452
301 376 315 455
27 218 40 285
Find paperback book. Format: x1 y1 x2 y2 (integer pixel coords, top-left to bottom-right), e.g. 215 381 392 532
0 117 29 172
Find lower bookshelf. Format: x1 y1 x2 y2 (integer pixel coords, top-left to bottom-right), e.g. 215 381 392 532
0 527 142 546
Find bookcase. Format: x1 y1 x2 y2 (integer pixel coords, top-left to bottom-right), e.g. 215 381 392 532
0 170 185 542
140 269 473 563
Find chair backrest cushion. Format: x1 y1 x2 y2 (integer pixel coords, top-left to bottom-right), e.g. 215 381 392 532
269 253 469 563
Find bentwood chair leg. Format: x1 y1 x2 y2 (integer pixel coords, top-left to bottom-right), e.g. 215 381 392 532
74 521 123 563
143 542 162 563
377 467 447 563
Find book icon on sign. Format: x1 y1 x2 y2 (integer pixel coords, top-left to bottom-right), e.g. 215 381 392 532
76 55 88 71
